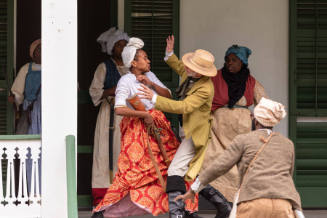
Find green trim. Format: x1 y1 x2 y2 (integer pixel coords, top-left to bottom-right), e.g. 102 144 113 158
297 187 327 208
78 195 92 209
66 135 78 218
289 0 297 183
77 145 93 154
6 0 14 134
172 0 180 88
124 0 131 33
78 89 92 104
0 134 41 140
110 0 118 27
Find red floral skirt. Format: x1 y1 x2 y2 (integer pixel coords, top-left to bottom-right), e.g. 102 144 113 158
94 109 198 217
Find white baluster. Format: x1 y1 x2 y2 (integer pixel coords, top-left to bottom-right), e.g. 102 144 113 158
17 145 23 204
34 146 41 203
0 145 4 205
0 139 42 218
30 146 36 205
22 145 29 205
17 145 29 206
5 145 16 206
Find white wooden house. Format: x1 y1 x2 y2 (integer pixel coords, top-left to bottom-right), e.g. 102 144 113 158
0 0 326 217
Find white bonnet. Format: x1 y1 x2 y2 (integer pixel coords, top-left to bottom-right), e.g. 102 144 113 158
97 27 129 55
254 97 287 127
121 37 144 68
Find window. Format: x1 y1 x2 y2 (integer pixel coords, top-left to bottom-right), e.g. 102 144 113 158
289 0 327 208
124 0 180 133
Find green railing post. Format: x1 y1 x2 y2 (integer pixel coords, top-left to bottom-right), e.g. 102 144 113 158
66 135 78 218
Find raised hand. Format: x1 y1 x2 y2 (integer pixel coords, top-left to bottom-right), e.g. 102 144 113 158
166 35 175 53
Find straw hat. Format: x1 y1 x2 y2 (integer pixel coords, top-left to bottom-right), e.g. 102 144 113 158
182 49 217 77
30 39 41 59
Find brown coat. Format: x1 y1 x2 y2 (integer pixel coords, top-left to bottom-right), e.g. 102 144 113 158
199 130 302 210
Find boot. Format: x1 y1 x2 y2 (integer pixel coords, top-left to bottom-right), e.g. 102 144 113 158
185 210 203 218
168 191 185 218
91 211 104 218
199 185 232 218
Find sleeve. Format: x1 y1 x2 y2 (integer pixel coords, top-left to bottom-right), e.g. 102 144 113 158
253 80 268 105
155 84 210 114
290 142 295 176
89 63 107 106
114 77 130 108
164 51 174 62
147 71 168 89
166 54 187 79
198 135 244 187
11 63 29 108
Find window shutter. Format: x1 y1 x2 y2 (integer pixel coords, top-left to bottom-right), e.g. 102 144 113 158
124 0 180 133
290 0 327 208
125 0 179 87
0 0 12 135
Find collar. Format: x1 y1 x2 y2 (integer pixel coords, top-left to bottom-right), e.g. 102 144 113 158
258 128 272 135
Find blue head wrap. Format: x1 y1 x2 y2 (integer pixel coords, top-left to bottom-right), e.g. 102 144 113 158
225 45 252 65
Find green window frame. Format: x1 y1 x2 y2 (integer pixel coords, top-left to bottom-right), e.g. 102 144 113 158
124 0 180 133
289 0 327 208
0 0 14 135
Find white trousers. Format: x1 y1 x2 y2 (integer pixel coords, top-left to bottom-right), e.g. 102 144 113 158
168 135 195 177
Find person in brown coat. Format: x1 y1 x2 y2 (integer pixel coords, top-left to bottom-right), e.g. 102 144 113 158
176 97 304 218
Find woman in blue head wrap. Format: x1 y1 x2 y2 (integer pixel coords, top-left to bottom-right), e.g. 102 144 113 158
200 44 269 208
162 37 268 216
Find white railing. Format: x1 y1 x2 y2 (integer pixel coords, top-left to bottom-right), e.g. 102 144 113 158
0 135 41 218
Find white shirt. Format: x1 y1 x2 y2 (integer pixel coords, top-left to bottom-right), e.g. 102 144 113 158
115 71 168 111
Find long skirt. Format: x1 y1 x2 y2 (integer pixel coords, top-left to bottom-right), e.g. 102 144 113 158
201 107 252 201
92 100 122 206
94 109 198 217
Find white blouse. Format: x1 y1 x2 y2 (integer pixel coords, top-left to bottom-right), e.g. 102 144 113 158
115 71 168 111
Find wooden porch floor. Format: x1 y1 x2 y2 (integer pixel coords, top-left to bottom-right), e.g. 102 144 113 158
79 210 327 218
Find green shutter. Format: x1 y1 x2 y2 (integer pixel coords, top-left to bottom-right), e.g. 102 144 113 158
124 0 180 133
0 0 14 135
290 0 327 208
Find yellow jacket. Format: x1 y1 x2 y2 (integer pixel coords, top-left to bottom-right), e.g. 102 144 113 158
155 54 214 181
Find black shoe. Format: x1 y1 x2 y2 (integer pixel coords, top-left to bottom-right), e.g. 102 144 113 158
168 191 185 218
91 211 104 218
199 185 232 218
185 211 203 218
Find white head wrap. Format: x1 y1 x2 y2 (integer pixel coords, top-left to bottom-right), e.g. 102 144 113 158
254 97 287 127
121 37 144 68
97 27 129 55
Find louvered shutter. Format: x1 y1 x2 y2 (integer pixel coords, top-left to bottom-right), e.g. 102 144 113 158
0 0 14 135
290 0 327 208
125 0 180 133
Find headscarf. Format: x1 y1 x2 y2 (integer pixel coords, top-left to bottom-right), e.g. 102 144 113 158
225 45 252 65
97 27 129 55
121 37 144 68
222 44 252 108
30 39 41 59
254 97 286 127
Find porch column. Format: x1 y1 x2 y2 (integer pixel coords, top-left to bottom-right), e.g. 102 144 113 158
42 1 77 218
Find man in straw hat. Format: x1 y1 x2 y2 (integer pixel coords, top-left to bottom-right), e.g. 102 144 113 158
139 40 231 218
175 97 304 218
89 27 129 206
